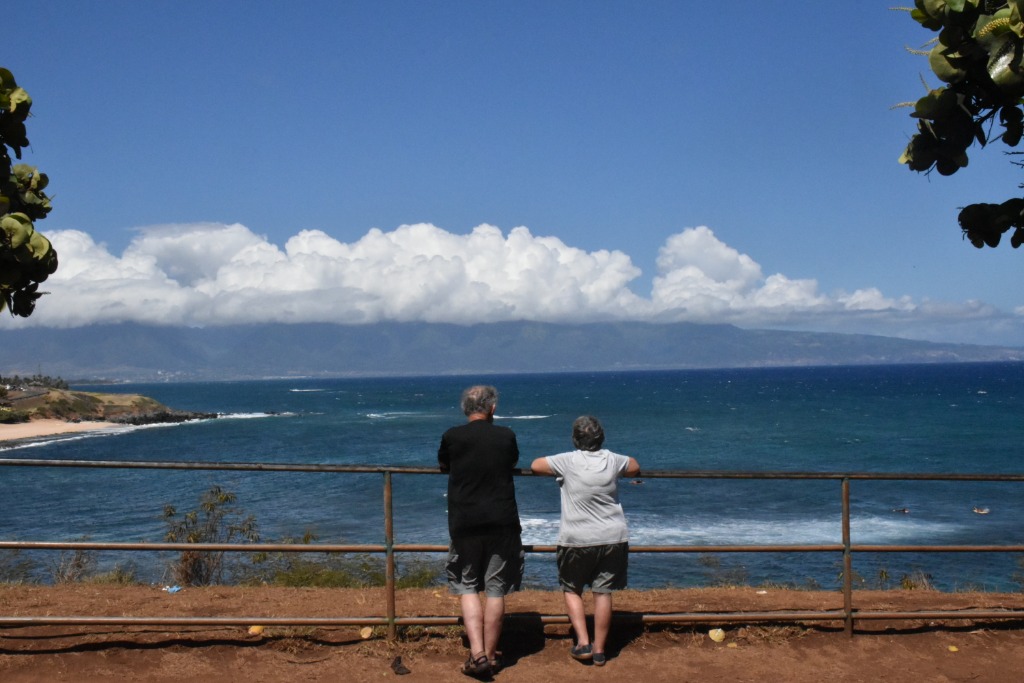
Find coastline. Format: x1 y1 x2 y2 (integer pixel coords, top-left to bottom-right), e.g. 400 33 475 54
0 418 118 443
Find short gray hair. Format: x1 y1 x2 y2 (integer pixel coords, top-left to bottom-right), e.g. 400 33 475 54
572 415 605 451
461 385 498 416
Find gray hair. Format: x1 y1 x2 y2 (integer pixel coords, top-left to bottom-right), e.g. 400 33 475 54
461 385 498 416
572 415 605 451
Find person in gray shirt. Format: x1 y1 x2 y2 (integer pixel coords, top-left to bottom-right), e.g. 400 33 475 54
531 415 640 666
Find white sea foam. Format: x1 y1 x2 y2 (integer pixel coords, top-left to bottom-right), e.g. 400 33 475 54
218 412 292 420
847 514 963 543
520 515 559 544
0 439 49 452
622 512 963 547
366 411 425 420
289 389 325 393
494 511 963 548
364 411 549 421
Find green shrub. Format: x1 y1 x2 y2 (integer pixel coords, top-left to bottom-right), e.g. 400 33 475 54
50 545 96 584
900 570 933 590
36 393 101 420
698 554 749 587
0 548 37 584
244 531 442 589
162 486 443 589
86 564 138 585
163 486 259 586
0 407 30 423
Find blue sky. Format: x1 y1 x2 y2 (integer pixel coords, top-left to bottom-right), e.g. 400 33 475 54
6 1 1024 345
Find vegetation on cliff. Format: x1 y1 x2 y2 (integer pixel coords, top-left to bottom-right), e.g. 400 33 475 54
0 378 216 425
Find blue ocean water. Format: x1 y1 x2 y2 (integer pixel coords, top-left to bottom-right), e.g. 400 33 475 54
3 362 1024 591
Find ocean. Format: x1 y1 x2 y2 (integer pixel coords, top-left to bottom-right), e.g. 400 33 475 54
3 362 1024 591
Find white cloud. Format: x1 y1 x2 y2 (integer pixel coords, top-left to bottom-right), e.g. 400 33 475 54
650 227 829 320
12 222 1024 345
126 222 270 287
836 288 913 312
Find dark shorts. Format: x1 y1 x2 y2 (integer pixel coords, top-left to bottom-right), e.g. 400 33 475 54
556 542 628 595
446 531 524 597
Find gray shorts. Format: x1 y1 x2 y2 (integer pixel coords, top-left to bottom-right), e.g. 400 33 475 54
556 542 628 595
446 531 524 597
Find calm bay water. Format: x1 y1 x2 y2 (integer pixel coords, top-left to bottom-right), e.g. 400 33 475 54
3 362 1024 590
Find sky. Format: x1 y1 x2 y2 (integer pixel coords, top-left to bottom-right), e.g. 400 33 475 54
5 1 1024 346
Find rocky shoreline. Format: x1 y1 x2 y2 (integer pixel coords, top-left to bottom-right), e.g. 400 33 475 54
107 409 219 425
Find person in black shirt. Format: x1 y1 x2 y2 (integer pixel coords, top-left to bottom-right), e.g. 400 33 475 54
439 385 524 678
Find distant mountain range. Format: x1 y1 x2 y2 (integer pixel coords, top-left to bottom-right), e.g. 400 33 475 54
1 321 1021 382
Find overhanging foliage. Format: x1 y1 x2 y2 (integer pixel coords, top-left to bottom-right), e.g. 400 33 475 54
900 0 1024 249
0 67 57 316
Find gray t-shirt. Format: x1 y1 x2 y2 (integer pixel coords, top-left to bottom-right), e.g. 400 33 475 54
544 449 632 547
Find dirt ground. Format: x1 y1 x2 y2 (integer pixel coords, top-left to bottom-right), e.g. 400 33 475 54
2 585 1024 682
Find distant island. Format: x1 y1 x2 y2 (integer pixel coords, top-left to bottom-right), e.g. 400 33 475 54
1 321 1022 382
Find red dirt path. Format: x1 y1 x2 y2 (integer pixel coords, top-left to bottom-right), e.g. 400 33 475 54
2 585 1024 682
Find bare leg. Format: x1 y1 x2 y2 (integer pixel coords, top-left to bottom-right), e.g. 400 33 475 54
460 594 486 658
562 590 590 646
483 596 506 660
593 592 613 654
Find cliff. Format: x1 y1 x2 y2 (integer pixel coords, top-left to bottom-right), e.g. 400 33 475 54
0 387 216 424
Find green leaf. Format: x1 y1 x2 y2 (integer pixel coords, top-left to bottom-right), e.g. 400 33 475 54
26 230 50 259
929 43 967 83
912 8 944 30
912 88 958 119
6 87 29 114
1010 0 1024 37
0 212 34 248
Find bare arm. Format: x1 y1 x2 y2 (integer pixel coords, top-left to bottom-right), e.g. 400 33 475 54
530 456 554 475
624 457 641 477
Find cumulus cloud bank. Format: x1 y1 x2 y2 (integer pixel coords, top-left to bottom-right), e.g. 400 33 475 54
17 222 1024 345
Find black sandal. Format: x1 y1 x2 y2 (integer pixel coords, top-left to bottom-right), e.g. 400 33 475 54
462 652 492 680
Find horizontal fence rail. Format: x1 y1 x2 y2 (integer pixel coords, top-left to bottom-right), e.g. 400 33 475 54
3 457 1024 638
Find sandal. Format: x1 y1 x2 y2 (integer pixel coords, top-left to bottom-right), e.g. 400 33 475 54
462 652 492 679
570 643 593 661
593 652 607 666
489 651 504 673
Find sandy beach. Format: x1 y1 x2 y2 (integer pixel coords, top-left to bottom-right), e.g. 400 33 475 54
0 419 118 443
